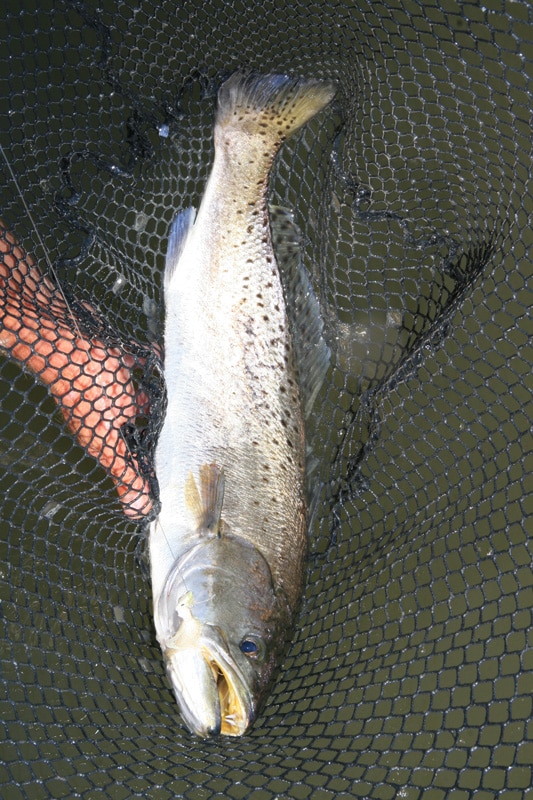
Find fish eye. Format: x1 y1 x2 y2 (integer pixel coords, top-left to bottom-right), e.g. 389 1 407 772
239 637 264 659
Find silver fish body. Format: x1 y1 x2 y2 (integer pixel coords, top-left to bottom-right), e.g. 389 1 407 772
149 72 335 736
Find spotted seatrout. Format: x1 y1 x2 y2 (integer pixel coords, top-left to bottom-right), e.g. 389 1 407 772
150 72 335 736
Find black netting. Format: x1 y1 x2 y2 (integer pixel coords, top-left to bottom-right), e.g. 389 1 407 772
1 0 532 797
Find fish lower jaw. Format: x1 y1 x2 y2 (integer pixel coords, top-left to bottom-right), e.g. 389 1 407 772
163 643 253 737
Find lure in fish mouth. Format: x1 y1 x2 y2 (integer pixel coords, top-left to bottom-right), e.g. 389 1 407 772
150 71 335 735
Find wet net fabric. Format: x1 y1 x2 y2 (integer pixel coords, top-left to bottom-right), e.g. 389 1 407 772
1 0 531 797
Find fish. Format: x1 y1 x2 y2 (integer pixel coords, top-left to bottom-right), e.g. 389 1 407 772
150 71 336 736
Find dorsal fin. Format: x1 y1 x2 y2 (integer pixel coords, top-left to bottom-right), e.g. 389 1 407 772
164 207 196 291
270 205 331 418
184 463 225 535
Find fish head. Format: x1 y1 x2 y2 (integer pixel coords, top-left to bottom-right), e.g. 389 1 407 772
154 535 293 737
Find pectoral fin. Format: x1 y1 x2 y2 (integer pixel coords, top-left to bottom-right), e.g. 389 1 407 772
185 463 225 535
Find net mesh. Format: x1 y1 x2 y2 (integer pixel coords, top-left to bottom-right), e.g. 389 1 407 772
1 0 531 797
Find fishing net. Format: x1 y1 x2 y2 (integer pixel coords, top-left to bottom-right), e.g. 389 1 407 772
1 0 531 796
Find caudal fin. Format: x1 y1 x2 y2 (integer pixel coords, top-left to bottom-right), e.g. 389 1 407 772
216 71 336 141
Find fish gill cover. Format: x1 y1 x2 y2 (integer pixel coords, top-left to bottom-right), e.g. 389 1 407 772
0 0 531 797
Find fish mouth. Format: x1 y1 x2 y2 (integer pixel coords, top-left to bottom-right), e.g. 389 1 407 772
164 632 254 737
205 648 252 736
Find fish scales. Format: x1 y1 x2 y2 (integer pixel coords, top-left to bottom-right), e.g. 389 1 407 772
150 72 335 736
158 140 306 604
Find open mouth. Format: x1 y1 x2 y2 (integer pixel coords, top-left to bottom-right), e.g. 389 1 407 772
208 657 250 736
159 587 255 737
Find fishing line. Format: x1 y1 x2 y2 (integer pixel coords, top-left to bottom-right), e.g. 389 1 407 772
155 516 178 562
0 142 88 346
1 141 149 513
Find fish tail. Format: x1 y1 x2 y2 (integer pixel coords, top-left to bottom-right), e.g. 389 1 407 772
216 71 336 142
